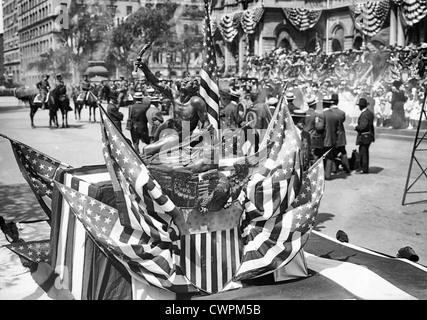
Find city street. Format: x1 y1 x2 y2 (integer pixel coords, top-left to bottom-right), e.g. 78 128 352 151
0 98 426 275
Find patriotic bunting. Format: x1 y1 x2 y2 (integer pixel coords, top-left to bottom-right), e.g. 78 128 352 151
240 7 265 34
349 0 390 36
232 95 321 281
0 133 72 220
283 8 322 31
393 0 427 26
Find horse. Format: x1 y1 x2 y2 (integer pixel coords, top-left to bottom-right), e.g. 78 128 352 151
50 86 72 128
73 89 99 122
15 91 58 129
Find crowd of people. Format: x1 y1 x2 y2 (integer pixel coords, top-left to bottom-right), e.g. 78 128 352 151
29 41 426 177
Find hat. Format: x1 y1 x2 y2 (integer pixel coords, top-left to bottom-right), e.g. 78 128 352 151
134 92 143 99
331 93 339 104
286 91 295 100
291 109 307 117
307 96 317 107
419 43 427 50
268 97 278 106
356 98 369 107
56 74 62 78
229 91 240 100
146 87 155 94
44 74 50 78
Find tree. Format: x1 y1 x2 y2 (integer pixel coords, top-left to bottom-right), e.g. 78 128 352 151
56 0 114 81
107 3 179 76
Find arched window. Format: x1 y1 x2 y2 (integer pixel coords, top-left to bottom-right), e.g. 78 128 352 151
332 25 344 52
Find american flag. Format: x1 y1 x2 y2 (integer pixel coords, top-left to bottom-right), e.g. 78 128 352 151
4 239 51 264
200 0 220 137
232 97 320 281
0 133 72 220
96 107 198 293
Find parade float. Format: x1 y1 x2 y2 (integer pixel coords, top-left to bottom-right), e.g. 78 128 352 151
1 0 427 301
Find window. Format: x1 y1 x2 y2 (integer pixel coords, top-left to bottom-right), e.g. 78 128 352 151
126 6 132 15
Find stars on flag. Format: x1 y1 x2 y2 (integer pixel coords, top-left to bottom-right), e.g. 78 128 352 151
4 239 51 264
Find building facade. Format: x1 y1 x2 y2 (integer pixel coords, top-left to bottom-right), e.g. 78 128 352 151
210 0 427 75
3 0 20 85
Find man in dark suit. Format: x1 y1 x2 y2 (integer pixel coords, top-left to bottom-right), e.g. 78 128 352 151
303 96 324 167
355 98 375 174
330 93 351 174
322 97 340 180
106 90 124 132
129 92 151 153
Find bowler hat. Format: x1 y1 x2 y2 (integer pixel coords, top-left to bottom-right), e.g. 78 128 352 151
356 98 369 107
397 246 419 262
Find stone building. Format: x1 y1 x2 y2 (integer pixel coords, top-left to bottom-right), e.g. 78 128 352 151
210 0 427 75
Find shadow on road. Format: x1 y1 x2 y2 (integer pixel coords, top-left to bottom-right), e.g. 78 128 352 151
368 166 384 174
314 212 335 232
0 183 49 222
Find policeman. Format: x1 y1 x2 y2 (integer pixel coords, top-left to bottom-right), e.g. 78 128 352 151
36 74 50 110
117 76 128 107
80 74 91 104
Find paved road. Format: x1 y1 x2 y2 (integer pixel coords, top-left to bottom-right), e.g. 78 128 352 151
0 100 426 267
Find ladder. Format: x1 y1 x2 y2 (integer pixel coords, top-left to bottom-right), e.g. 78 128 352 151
402 87 427 205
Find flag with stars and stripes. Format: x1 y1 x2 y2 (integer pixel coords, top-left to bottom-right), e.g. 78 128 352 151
4 239 51 264
231 96 318 281
200 0 220 138
0 133 72 220
95 107 198 294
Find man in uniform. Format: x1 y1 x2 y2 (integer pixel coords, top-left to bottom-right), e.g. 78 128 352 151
55 74 72 111
117 76 128 107
80 74 91 106
36 74 50 110
222 91 240 129
355 98 375 174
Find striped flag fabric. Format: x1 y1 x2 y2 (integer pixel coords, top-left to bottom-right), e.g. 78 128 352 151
200 0 220 137
49 165 175 300
195 230 427 300
180 226 242 294
98 106 198 294
0 133 72 220
232 97 323 281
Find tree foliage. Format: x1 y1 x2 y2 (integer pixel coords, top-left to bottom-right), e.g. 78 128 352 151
107 3 179 75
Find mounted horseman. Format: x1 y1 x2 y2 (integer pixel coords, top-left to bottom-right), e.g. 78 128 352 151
53 74 72 128
79 74 91 107
36 74 51 110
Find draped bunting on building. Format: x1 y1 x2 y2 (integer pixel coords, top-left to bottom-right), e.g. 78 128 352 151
240 7 265 34
393 0 427 26
282 8 322 31
349 0 390 37
219 8 265 42
219 12 242 42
